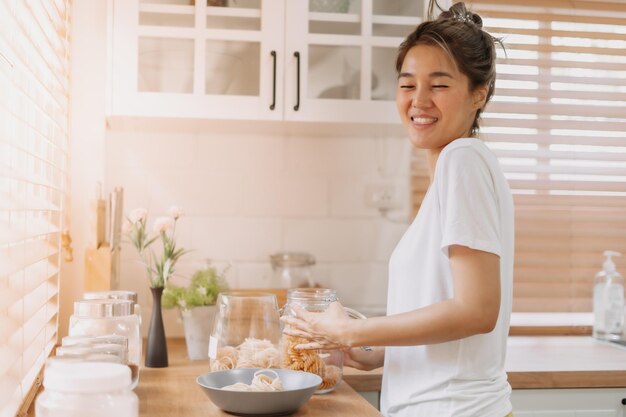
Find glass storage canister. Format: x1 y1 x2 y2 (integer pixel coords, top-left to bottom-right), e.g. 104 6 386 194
269 252 316 288
68 299 140 387
36 359 138 417
209 292 282 372
281 288 365 394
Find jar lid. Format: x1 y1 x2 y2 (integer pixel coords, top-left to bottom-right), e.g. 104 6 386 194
270 252 316 268
62 334 128 348
83 290 138 305
287 287 337 302
43 360 131 392
73 299 133 317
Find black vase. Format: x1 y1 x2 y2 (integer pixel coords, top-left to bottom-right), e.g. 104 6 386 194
145 286 168 368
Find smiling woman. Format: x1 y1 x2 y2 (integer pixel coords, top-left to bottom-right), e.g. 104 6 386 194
408 0 626 313
0 1 72 416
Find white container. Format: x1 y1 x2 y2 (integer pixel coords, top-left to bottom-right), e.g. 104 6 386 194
36 360 138 417
181 305 217 360
593 250 624 340
69 299 141 387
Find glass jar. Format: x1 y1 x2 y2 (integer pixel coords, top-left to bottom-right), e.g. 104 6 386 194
269 252 316 288
208 292 281 372
281 288 365 394
36 359 138 417
69 299 140 387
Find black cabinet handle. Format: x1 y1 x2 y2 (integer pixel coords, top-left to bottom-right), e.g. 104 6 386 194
293 51 300 111
621 398 626 405
270 50 276 110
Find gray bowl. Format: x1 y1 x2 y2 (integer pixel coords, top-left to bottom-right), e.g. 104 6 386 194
197 368 322 416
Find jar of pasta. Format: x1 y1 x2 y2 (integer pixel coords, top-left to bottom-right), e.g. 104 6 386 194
281 288 365 394
209 292 282 372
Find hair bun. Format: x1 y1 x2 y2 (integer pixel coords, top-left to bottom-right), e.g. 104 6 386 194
446 2 483 28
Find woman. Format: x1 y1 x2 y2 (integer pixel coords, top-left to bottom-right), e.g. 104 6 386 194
282 2 514 417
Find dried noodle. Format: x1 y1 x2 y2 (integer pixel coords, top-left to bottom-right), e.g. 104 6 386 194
281 334 341 391
221 369 283 392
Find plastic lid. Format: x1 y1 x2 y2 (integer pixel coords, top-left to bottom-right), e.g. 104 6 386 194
43 360 131 392
73 299 133 317
62 334 128 348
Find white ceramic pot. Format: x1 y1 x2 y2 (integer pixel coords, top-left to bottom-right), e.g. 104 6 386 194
181 305 217 361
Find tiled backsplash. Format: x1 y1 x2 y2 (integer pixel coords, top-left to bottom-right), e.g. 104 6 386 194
106 128 411 336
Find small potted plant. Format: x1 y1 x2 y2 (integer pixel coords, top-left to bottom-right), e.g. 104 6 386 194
162 262 229 360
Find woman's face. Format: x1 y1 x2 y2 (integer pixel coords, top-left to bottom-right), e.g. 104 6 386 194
396 44 486 151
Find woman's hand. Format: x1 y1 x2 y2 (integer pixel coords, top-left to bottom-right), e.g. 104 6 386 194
343 347 385 371
281 301 355 350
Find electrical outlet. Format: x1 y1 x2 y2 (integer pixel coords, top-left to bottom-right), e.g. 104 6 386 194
365 183 397 210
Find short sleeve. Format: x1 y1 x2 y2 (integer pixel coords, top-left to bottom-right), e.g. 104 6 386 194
437 147 502 258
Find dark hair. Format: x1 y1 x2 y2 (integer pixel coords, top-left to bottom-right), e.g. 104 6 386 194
396 1 503 136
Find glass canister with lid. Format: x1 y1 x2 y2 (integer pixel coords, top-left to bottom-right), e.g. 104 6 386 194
280 288 365 394
269 252 316 288
68 299 141 387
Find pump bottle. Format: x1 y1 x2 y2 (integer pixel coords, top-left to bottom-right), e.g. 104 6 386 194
593 250 624 340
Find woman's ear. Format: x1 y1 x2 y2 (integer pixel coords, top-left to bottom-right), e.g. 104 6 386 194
472 85 488 110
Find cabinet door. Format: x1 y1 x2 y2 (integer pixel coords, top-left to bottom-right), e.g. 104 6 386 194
283 0 427 123
108 0 284 120
511 388 625 417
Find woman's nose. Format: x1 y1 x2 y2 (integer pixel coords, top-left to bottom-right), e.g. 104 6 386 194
412 87 431 108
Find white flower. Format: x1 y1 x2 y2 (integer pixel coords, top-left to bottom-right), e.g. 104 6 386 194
196 286 207 296
168 205 184 220
129 208 148 224
152 216 175 234
121 219 132 234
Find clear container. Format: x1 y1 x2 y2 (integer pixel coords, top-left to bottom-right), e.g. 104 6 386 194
208 292 281 372
36 359 138 417
269 252 316 288
281 288 364 394
69 299 140 387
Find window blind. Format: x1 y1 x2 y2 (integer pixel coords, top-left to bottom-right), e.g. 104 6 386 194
0 1 71 416
411 0 626 312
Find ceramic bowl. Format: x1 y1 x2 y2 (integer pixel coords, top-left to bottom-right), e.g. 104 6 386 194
197 368 322 416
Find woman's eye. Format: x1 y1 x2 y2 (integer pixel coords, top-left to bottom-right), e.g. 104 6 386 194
400 85 414 89
432 85 449 89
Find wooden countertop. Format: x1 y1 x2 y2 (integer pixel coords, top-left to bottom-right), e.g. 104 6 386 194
509 312 593 336
344 336 626 391
136 339 382 417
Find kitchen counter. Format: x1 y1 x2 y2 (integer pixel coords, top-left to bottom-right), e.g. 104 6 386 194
136 338 382 417
509 312 593 336
344 336 626 391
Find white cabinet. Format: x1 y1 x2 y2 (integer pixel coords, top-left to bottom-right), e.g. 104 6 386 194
107 0 427 123
512 388 626 417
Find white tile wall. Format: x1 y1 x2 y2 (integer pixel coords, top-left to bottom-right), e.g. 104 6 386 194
105 129 412 336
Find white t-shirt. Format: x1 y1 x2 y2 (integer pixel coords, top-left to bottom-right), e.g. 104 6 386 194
381 138 514 417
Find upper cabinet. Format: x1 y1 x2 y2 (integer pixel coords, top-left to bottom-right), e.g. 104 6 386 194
107 0 428 123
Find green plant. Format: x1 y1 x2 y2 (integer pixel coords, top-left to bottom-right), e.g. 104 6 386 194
162 263 229 310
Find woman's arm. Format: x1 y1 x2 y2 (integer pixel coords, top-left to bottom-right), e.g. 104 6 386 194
282 244 501 349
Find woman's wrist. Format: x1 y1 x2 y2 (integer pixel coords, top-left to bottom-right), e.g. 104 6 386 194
341 316 366 348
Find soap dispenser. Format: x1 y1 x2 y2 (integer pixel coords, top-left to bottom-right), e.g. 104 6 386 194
593 250 624 340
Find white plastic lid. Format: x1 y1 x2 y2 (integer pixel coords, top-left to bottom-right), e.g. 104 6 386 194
43 360 131 393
